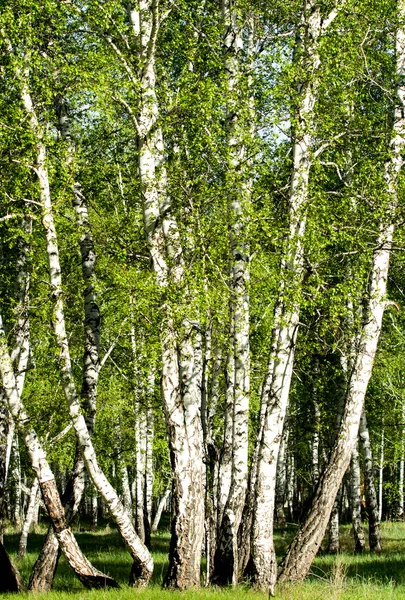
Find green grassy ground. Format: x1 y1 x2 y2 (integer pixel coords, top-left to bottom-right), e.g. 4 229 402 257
2 519 405 599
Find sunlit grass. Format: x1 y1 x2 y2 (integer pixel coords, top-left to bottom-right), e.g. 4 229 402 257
3 518 405 599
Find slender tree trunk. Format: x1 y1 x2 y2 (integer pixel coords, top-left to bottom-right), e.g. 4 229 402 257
327 491 342 554
359 409 381 551
275 425 289 526
203 342 221 584
350 442 365 553
249 3 327 591
277 23 404 572
326 359 348 554
11 434 22 529
144 375 154 549
120 458 133 522
0 314 118 588
378 427 384 522
0 394 10 542
106 3 206 587
238 389 268 577
30 97 108 591
212 1 251 586
18 477 40 558
152 487 170 533
21 82 152 584
312 358 321 487
131 4 205 584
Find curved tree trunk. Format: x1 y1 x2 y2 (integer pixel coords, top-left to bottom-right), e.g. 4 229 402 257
30 97 110 591
0 314 118 589
277 18 404 572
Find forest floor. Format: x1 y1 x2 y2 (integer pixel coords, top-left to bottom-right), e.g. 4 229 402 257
2 518 405 599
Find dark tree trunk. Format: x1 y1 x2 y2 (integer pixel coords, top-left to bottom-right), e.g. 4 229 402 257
0 539 25 592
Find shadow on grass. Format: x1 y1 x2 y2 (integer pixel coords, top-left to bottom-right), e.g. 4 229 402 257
5 521 405 593
4 524 170 591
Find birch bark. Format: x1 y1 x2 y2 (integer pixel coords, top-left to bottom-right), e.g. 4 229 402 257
350 442 365 553
124 3 205 587
359 409 381 551
30 96 108 591
18 477 40 558
0 313 117 588
12 59 153 586
277 3 405 579
249 3 347 591
212 1 251 585
152 487 170 532
378 427 384 522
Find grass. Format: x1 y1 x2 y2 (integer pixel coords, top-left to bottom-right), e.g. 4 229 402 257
2 518 405 599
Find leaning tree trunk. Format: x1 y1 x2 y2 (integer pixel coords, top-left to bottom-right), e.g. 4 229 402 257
0 314 118 589
359 409 381 551
21 77 152 583
249 2 327 592
277 7 405 575
29 97 106 592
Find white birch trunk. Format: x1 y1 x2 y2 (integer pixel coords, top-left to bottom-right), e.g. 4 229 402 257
216 343 234 533
15 70 153 585
18 478 40 558
277 5 405 578
359 409 381 551
128 3 205 586
350 442 365 553
0 313 117 588
11 434 22 528
152 487 170 532
378 427 384 522
212 1 251 585
30 95 117 591
144 370 154 547
275 425 289 526
250 3 328 590
312 358 321 487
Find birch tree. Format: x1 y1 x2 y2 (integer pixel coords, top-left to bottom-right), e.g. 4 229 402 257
93 1 207 586
249 2 347 592
212 0 252 585
278 0 405 581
